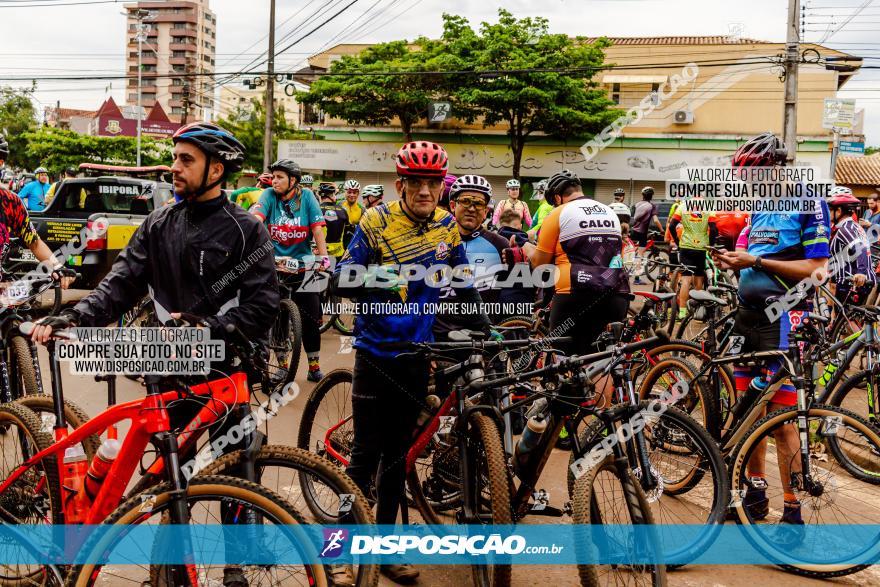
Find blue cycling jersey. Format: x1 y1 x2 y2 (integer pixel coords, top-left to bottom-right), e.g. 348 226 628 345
737 201 831 310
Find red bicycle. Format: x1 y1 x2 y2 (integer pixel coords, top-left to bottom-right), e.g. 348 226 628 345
0 318 328 587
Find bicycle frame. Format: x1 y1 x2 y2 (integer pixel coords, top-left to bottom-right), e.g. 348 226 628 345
0 342 250 525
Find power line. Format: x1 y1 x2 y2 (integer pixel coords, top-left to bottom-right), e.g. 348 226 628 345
0 0 126 7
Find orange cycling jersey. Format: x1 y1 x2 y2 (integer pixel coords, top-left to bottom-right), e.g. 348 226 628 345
715 211 749 241
536 197 629 295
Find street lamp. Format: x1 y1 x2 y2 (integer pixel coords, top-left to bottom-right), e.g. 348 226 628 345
129 9 152 167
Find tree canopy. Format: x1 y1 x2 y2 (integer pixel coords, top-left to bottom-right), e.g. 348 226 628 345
23 127 170 171
293 10 618 177
441 10 620 177
296 40 441 142
0 86 39 169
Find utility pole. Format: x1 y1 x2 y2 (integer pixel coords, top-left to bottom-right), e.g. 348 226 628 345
181 57 195 125
782 0 801 164
263 0 276 170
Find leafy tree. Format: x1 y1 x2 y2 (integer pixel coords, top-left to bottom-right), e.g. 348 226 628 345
866 145 879 156
0 86 39 169
216 98 309 173
296 40 442 142
23 127 170 170
441 10 620 177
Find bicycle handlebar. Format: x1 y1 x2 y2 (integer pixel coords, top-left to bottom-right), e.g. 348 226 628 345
469 329 669 392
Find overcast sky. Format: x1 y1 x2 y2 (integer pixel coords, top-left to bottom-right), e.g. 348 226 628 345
2 0 879 143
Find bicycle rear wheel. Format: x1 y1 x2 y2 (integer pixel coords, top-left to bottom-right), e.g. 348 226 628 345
571 453 667 587
68 476 329 587
14 395 101 460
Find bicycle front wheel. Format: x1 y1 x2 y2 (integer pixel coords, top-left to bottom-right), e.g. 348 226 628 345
571 453 667 587
68 475 329 587
729 405 880 578
268 299 302 389
568 403 727 568
467 413 512 587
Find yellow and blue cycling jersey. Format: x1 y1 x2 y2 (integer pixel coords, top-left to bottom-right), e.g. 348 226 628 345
737 201 831 310
336 201 469 358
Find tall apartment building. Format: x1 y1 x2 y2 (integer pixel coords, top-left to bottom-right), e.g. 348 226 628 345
124 0 217 123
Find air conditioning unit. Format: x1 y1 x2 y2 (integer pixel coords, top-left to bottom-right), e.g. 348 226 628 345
674 110 694 124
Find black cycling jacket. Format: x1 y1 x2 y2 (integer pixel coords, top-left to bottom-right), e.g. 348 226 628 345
67 194 280 345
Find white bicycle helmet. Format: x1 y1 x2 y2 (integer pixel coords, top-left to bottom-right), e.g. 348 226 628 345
343 179 360 190
506 179 520 189
362 184 384 199
450 175 493 201
301 174 314 186
535 179 548 195
609 202 631 223
829 185 853 198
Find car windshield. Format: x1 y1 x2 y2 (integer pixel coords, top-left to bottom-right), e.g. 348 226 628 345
56 181 157 216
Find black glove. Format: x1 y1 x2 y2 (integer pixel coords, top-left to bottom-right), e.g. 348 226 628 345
37 310 78 330
50 267 77 281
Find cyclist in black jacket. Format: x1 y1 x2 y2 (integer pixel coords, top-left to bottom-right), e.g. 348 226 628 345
30 122 279 587
31 122 279 345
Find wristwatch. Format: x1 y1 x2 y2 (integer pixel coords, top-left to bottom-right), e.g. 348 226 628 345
753 256 763 270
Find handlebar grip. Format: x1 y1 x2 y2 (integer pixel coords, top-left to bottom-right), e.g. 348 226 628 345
19 321 78 341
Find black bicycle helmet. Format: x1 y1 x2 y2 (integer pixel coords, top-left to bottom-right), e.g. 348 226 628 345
268 158 302 180
545 169 581 206
641 186 655 198
0 134 8 160
613 187 625 197
172 122 245 174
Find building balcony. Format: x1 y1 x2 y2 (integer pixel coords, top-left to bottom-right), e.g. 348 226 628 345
140 55 157 65
169 42 197 52
150 13 196 24
169 57 191 65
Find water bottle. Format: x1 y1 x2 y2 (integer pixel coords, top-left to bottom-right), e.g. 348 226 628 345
817 295 831 320
61 444 90 523
514 407 549 476
84 438 121 502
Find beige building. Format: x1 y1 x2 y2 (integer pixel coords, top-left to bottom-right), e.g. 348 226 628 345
284 37 864 204
124 0 217 123
216 84 301 125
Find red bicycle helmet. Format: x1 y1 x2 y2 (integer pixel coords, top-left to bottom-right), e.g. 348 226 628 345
395 142 449 178
257 172 273 187
827 187 860 210
732 132 787 168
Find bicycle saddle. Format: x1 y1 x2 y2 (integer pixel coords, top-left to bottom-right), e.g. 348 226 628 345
689 290 727 306
635 291 676 302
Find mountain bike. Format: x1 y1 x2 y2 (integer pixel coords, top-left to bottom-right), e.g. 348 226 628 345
467 332 677 584
639 310 880 577
0 318 329 587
